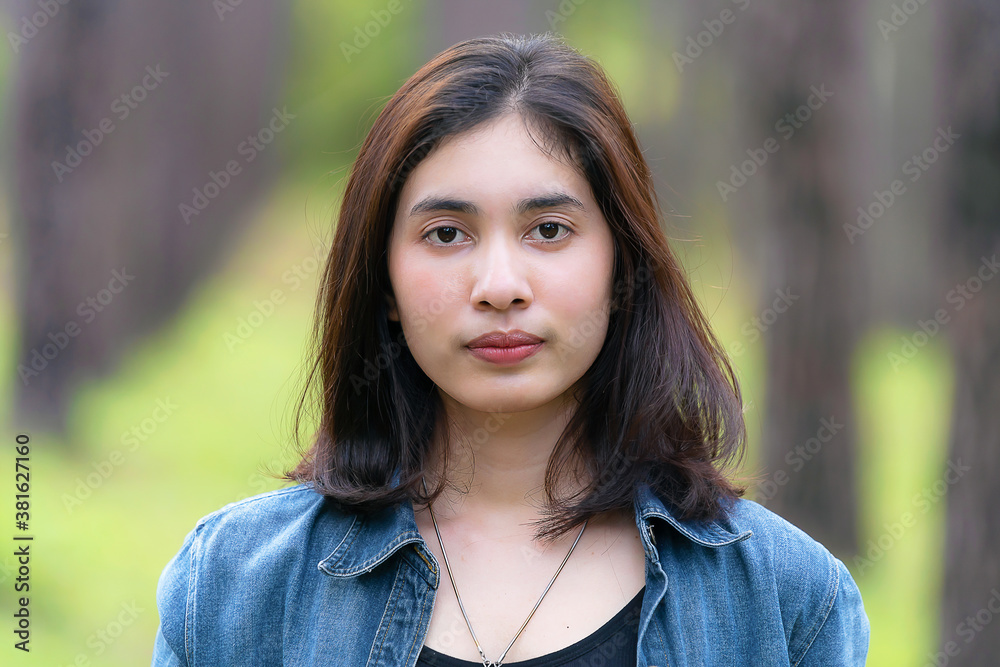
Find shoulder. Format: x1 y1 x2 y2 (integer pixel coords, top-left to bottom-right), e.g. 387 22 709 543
186 483 347 545
716 498 847 614
158 484 356 582
720 497 836 570
649 495 869 664
716 498 870 664
194 483 333 526
153 484 358 664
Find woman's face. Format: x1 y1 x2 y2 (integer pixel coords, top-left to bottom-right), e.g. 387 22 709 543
386 113 616 417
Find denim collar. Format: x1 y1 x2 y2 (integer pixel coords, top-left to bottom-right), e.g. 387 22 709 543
317 481 752 579
632 482 753 551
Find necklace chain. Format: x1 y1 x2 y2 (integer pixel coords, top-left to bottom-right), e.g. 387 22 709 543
421 478 589 667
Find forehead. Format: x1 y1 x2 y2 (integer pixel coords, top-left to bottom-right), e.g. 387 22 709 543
396 114 588 212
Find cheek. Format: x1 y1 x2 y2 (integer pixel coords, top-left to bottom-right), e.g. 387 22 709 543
544 253 614 351
393 259 467 341
554 238 614 306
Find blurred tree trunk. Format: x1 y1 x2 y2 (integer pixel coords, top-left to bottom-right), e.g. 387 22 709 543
7 0 290 436
936 2 1000 663
729 0 878 557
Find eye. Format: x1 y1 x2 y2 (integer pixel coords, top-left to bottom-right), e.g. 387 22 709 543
528 221 572 243
422 226 469 245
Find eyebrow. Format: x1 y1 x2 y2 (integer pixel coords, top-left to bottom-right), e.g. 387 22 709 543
408 192 586 218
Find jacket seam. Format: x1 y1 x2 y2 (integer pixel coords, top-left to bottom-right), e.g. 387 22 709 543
322 514 361 571
415 546 436 574
641 510 753 548
184 524 203 666
651 603 669 667
327 533 428 577
789 549 840 666
399 544 439 589
368 557 406 666
403 575 432 665
348 533 421 575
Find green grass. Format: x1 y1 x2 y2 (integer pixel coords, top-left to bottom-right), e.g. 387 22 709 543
0 178 950 665
852 328 954 666
0 177 337 665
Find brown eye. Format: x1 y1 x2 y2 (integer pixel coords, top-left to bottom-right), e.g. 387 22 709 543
529 221 571 243
423 226 467 245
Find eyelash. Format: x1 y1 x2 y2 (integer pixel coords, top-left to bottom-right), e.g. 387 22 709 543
421 221 572 246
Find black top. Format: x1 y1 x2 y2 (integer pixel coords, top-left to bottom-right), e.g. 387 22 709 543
416 586 645 667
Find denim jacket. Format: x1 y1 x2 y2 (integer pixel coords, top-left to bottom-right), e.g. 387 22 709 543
151 482 869 666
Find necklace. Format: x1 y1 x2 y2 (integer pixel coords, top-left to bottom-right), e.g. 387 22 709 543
421 478 588 667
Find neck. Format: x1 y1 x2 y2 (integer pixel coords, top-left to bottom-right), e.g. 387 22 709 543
422 388 590 523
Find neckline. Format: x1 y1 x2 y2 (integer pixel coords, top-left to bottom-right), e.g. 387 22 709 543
419 585 645 666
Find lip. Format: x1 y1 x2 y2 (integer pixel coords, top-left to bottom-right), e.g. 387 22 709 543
466 329 544 365
466 329 544 348
467 343 543 365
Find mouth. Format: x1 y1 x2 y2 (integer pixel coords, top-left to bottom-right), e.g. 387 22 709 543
466 342 543 365
466 329 544 348
466 329 544 365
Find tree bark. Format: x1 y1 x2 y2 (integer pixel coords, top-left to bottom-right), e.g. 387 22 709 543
7 0 290 435
936 2 1000 663
730 0 878 557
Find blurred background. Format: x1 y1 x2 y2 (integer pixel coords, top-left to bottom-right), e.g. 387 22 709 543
0 0 997 664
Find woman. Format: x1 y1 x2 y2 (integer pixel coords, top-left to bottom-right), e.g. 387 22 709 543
152 32 869 666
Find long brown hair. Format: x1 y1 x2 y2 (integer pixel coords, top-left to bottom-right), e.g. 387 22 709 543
285 32 747 540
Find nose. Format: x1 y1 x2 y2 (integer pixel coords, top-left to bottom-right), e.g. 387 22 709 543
469 231 534 311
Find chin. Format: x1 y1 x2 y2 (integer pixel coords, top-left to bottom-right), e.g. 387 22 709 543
442 382 569 415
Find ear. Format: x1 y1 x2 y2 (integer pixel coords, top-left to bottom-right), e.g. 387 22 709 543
385 291 399 321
